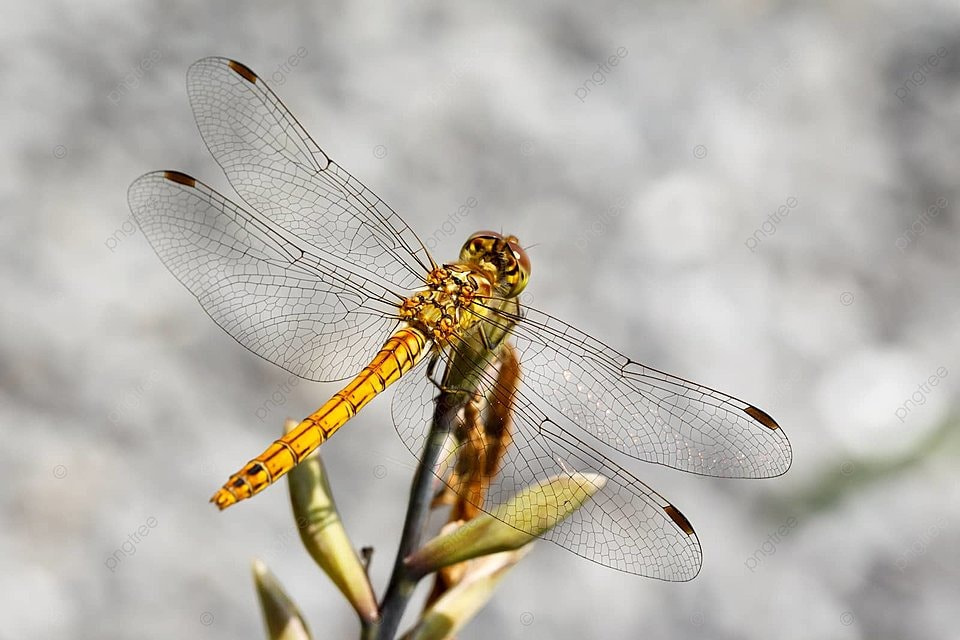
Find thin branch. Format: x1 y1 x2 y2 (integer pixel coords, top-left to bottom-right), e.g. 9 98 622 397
366 393 463 640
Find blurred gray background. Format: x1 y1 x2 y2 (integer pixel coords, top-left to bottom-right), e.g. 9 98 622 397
3 1 960 638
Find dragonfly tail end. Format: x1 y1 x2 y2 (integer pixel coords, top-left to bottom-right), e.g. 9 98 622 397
210 488 239 510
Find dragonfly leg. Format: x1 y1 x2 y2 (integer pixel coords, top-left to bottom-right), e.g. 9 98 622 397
478 324 494 352
426 351 467 401
426 353 445 391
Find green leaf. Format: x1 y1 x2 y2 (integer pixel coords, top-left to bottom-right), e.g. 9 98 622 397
288 450 379 624
405 472 606 577
252 559 312 640
401 548 532 640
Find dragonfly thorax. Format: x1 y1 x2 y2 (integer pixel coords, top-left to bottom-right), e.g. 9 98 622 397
399 265 493 343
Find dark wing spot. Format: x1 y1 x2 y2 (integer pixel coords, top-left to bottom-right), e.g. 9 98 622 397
163 171 196 187
227 59 258 84
744 406 780 431
664 505 695 536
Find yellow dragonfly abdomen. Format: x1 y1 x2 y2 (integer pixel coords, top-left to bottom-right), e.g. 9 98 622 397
211 326 430 509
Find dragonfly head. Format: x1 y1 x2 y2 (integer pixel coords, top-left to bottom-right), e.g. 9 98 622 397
460 231 530 297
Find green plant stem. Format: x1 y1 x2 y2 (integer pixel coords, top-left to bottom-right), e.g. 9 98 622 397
360 616 375 638
367 394 462 640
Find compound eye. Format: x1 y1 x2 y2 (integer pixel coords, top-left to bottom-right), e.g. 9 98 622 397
461 230 502 262
506 238 531 277
467 230 504 242
467 230 501 252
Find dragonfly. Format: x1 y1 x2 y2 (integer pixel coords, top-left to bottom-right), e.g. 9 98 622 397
128 57 791 581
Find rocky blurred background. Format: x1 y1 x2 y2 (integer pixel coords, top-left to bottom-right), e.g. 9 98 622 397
2 1 959 638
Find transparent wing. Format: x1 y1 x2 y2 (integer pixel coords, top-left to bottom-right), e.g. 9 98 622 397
473 302 792 478
392 345 702 580
186 57 433 292
128 170 404 382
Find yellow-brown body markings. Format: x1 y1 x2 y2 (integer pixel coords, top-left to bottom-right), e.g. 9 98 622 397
210 234 528 510
211 326 430 508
